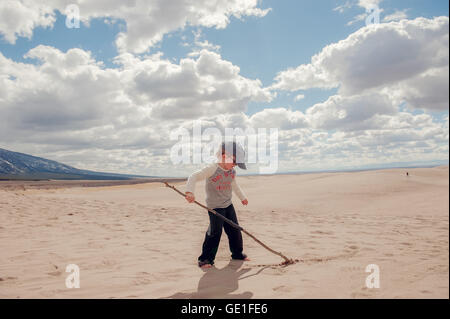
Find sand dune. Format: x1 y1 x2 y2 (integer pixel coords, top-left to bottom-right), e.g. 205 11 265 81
0 166 448 298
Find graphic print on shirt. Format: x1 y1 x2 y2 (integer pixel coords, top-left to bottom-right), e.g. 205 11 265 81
211 169 235 191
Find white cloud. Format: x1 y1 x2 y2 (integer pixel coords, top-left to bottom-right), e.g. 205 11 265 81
333 0 382 13
272 62 338 91
294 94 305 101
0 0 55 44
0 45 275 175
188 28 221 53
333 1 353 14
383 9 408 22
357 0 382 11
274 111 448 172
306 92 396 131
347 13 369 26
1 43 446 176
0 4 447 175
265 13 449 169
0 45 274 128
386 66 449 111
273 17 449 112
1 46 125 132
129 49 274 119
0 0 270 54
195 39 221 52
334 0 384 26
249 107 309 130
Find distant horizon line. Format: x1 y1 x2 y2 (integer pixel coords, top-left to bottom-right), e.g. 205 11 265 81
1 162 448 182
1 146 447 180
151 160 450 179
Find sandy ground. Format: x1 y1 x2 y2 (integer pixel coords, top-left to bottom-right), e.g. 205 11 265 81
0 166 448 298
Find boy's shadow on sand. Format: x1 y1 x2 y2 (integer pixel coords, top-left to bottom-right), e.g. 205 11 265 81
165 260 267 299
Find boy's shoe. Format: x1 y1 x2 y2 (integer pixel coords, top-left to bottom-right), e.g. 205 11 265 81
231 253 249 261
198 259 214 268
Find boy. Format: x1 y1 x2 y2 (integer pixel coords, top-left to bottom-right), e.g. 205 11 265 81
185 141 249 269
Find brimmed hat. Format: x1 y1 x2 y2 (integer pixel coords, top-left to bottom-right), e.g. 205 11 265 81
221 141 247 170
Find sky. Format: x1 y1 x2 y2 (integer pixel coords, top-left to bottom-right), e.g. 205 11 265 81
0 0 448 176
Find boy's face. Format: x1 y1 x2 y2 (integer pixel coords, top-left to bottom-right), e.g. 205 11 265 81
221 153 236 170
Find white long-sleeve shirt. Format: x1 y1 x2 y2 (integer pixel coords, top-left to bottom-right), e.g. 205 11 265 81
186 163 246 209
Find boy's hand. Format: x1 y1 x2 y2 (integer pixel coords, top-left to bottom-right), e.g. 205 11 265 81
185 192 195 203
241 199 248 206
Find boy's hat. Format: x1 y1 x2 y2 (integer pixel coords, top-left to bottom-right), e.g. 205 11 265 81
221 141 247 170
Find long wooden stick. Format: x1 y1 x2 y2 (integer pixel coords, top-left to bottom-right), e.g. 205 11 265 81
163 182 293 264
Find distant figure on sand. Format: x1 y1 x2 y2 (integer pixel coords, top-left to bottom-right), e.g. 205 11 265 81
406 172 409 176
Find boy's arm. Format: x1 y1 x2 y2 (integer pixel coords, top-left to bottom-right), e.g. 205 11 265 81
185 164 217 196
231 178 247 202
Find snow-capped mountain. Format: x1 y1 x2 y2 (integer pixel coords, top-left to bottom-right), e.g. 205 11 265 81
0 148 84 175
0 148 148 180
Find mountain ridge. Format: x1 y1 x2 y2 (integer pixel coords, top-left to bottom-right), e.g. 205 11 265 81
0 147 151 180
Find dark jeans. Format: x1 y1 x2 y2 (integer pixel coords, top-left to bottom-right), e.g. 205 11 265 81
198 204 245 262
